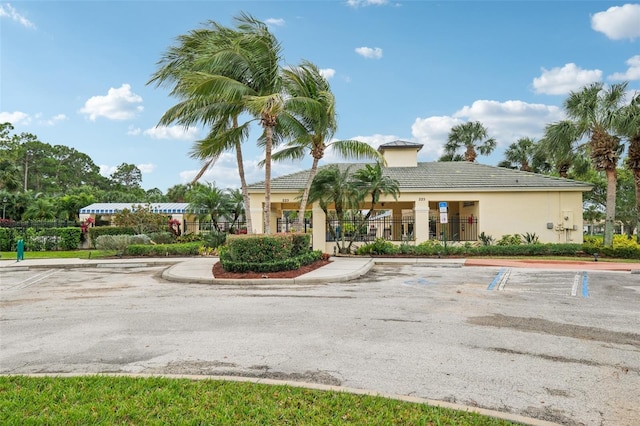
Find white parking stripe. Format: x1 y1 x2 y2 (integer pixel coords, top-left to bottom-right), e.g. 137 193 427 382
3 269 60 291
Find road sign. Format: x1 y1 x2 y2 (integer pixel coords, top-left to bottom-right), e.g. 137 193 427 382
439 201 448 213
440 212 448 224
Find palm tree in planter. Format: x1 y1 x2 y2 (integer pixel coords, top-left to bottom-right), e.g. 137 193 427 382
442 121 496 162
562 81 628 247
272 61 380 230
352 161 400 222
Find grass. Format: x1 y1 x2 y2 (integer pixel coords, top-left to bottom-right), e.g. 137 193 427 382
0 249 117 260
0 375 516 425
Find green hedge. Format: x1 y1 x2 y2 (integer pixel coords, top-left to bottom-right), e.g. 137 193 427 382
88 226 135 248
124 242 202 256
0 227 82 251
223 234 311 264
220 249 323 273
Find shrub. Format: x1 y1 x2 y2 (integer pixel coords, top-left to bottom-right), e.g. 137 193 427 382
148 232 175 244
522 232 539 244
478 232 494 246
414 240 443 256
89 226 135 248
496 234 522 246
95 235 133 252
224 234 301 264
220 249 322 273
355 238 398 255
125 242 202 256
201 231 226 249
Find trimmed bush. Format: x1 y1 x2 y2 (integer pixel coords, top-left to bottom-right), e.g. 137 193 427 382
125 242 202 256
88 226 135 248
356 238 398 255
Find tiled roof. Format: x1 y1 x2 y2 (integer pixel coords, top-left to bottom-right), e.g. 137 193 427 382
378 140 424 150
247 161 593 192
79 203 191 214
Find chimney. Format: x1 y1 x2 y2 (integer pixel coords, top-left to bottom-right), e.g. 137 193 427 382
378 140 423 167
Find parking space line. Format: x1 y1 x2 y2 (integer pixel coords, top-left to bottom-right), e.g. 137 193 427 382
572 273 580 296
488 268 511 291
3 269 60 291
582 272 589 298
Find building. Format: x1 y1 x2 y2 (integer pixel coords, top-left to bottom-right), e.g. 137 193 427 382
247 140 593 252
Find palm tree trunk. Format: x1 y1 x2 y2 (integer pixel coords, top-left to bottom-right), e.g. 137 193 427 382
633 168 640 244
235 139 253 234
603 167 617 247
263 124 273 234
296 157 320 232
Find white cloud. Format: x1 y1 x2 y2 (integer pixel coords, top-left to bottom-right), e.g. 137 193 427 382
180 152 302 189
0 111 31 125
0 3 35 29
347 0 388 7
320 68 336 79
411 116 463 159
143 125 199 140
453 100 563 147
265 18 285 26
99 165 117 177
591 4 640 40
127 126 142 136
137 163 155 174
79 84 143 121
355 46 383 59
40 114 67 126
532 63 602 95
608 55 640 81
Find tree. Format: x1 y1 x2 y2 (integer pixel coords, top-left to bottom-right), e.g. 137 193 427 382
186 182 228 230
538 121 582 178
110 163 142 190
497 137 537 172
0 159 21 192
616 92 640 242
149 13 283 234
351 162 400 221
166 184 190 203
225 188 245 229
272 60 380 229
22 196 56 220
563 81 628 247
442 121 496 162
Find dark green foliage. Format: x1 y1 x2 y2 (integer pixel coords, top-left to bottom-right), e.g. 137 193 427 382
355 238 398 255
147 232 176 244
125 242 202 256
0 227 13 251
201 231 227 249
220 249 322 273
2 227 82 251
219 234 316 273
88 226 135 248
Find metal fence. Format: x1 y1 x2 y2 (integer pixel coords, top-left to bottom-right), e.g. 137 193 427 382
182 221 247 235
0 220 79 230
430 215 478 242
276 218 311 233
326 216 415 242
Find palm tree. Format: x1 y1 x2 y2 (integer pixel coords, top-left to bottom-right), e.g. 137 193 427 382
498 137 536 172
149 14 282 234
442 121 496 162
616 91 640 242
307 165 361 253
351 162 400 221
272 61 380 229
22 196 56 220
538 121 583 178
225 188 245 230
0 159 22 192
563 82 628 247
187 182 227 231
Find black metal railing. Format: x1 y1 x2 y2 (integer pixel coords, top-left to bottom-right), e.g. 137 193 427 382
430 215 478 241
276 218 311 233
182 221 247 235
0 220 79 230
326 215 415 242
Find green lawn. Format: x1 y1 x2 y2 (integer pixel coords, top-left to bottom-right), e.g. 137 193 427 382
0 376 516 425
0 250 117 260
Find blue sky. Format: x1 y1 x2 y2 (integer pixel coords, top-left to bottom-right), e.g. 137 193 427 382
2 1 639 192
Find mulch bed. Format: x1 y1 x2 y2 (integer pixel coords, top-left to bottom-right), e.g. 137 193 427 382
212 259 332 279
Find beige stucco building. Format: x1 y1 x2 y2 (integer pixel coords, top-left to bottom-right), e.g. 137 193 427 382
247 141 593 253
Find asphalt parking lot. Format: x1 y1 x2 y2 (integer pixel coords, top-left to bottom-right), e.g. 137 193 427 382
1 263 639 425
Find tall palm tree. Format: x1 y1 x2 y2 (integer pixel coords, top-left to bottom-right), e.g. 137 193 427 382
563 81 628 247
538 120 582 178
149 13 282 234
497 137 536 172
272 61 380 228
443 121 496 162
616 91 640 242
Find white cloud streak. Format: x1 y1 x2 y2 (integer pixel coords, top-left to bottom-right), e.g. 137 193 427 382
0 110 31 125
143 125 199 141
0 3 35 29
320 68 336 79
608 55 640 81
355 46 383 59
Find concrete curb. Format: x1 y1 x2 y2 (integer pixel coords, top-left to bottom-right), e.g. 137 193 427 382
6 372 561 426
